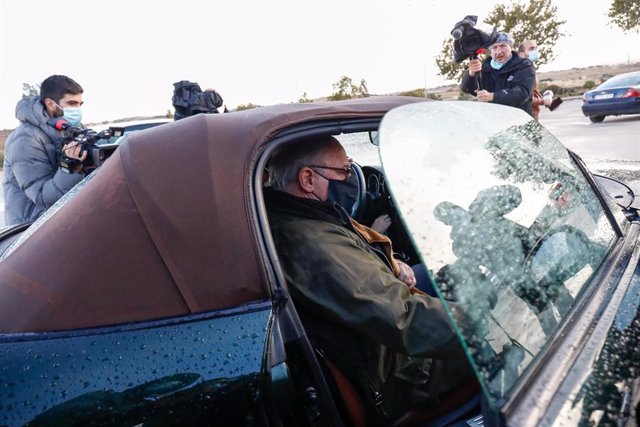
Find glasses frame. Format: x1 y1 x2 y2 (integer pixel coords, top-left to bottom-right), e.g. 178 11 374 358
307 164 353 181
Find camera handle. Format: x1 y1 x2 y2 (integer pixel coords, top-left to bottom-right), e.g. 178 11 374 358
470 53 483 91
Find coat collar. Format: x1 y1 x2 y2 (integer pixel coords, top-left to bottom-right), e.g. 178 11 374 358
263 187 350 225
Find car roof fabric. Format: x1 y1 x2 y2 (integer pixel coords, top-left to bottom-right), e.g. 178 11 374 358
0 96 422 332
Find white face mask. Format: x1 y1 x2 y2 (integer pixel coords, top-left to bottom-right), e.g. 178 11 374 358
528 50 540 62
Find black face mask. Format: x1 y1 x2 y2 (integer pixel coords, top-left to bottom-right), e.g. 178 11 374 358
326 177 359 216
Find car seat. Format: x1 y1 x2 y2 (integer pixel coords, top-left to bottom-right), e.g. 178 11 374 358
316 349 481 427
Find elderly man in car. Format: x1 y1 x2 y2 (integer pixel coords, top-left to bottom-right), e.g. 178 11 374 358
263 135 474 425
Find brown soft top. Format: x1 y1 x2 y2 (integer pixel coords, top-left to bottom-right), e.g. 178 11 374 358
0 97 422 333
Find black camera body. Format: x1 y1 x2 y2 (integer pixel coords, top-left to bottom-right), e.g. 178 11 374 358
49 119 124 173
451 15 498 63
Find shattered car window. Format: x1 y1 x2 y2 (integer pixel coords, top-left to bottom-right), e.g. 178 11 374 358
378 102 618 407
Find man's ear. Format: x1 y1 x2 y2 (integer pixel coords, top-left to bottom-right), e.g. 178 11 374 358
43 98 59 117
298 167 316 193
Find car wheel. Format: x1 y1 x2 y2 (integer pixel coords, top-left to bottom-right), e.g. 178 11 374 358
589 115 605 123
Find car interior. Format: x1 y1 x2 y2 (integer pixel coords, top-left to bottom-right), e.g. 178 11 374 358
257 129 482 427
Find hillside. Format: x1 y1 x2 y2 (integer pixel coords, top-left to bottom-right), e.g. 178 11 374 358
424 62 640 99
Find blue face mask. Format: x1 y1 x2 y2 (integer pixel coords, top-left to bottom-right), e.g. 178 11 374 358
53 101 83 126
528 50 540 62
327 178 359 214
312 168 359 214
62 107 83 126
490 59 506 70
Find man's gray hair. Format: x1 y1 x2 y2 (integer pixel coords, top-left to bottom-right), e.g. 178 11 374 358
267 136 340 190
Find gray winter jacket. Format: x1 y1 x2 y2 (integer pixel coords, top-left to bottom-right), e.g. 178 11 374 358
3 96 85 225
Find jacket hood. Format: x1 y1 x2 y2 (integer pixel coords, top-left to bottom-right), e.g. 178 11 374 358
15 96 61 141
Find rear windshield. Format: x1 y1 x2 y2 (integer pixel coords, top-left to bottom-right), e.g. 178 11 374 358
597 73 640 90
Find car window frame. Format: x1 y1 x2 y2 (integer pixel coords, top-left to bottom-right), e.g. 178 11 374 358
253 118 396 426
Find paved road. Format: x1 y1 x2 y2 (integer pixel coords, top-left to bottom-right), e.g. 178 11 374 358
538 97 640 196
538 97 640 164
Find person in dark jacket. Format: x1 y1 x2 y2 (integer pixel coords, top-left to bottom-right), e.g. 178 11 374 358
3 75 88 225
518 39 563 120
264 136 473 425
461 32 536 116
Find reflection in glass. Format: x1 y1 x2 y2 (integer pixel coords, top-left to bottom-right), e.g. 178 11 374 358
378 102 617 407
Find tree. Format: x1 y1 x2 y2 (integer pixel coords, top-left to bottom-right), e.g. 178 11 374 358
22 82 40 99
608 0 640 33
236 103 259 111
298 92 313 103
327 76 369 101
435 0 566 82
398 88 425 97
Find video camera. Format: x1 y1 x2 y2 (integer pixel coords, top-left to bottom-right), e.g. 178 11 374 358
48 118 125 173
451 15 498 63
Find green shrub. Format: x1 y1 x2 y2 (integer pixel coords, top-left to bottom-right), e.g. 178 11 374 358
540 84 562 94
398 88 424 97
236 103 259 111
583 80 597 90
458 91 475 101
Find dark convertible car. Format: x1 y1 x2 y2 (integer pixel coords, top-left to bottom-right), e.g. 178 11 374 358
0 98 639 426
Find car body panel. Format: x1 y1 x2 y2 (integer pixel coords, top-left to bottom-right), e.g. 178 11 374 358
0 305 272 426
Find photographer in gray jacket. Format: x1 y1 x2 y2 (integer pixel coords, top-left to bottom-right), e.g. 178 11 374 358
3 75 88 226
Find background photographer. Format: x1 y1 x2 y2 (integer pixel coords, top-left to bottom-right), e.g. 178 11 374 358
461 32 536 116
3 75 88 226
518 39 562 120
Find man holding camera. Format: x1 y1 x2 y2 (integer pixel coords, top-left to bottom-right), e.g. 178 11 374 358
3 75 88 226
461 32 536 116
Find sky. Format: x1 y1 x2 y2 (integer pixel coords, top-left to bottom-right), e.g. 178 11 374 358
1 0 639 129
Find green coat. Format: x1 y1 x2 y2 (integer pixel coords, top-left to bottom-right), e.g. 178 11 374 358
264 188 470 423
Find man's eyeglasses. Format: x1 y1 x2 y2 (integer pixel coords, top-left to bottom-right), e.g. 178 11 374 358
308 164 353 181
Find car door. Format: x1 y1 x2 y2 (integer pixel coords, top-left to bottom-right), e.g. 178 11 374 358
377 100 640 426
0 303 273 426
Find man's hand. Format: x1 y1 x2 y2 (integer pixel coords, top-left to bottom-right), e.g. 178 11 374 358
475 89 494 103
371 214 392 234
468 59 482 77
62 141 87 173
396 260 417 289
